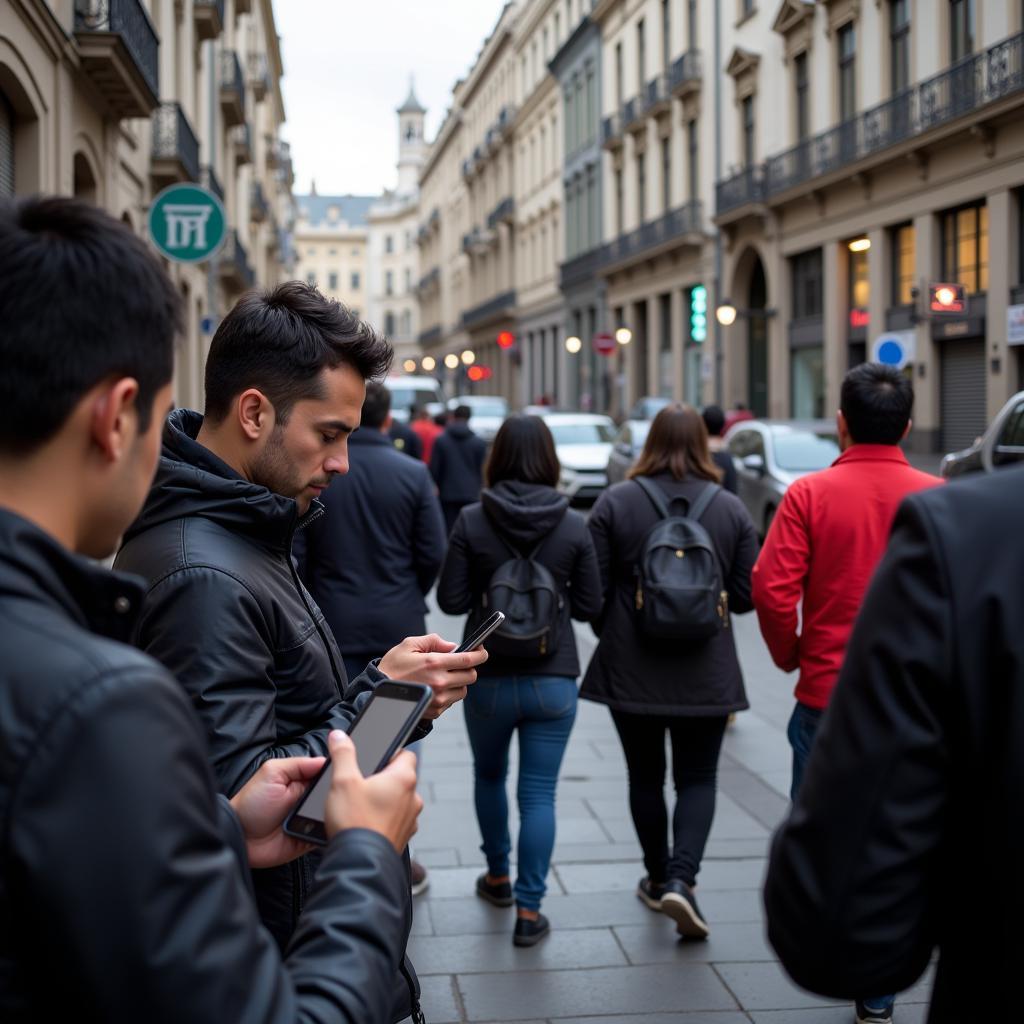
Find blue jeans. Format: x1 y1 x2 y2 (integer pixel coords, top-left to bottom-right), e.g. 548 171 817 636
463 675 578 911
788 702 895 1017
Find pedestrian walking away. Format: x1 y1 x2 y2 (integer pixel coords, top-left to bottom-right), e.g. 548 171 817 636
437 414 602 947
0 195 423 1024
701 404 738 494
581 404 759 940
410 404 444 465
765 465 1024 1022
753 361 941 1022
114 282 485 1022
430 403 487 533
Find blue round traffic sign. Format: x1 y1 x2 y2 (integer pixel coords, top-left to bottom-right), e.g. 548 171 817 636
877 339 903 365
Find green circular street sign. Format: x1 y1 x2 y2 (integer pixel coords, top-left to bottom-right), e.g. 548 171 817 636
148 183 227 263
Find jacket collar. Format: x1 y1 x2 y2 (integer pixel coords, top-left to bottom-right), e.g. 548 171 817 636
349 429 392 448
123 409 322 552
833 443 910 467
0 507 144 642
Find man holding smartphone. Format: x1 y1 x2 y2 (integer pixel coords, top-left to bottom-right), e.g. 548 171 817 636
0 196 423 1022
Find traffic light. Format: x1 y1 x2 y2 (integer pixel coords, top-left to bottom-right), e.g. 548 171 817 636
689 285 707 343
497 330 515 349
929 282 966 315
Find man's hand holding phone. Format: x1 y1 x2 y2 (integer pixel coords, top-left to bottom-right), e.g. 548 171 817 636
378 633 488 719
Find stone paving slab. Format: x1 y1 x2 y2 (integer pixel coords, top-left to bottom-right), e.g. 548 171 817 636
612 921 776 965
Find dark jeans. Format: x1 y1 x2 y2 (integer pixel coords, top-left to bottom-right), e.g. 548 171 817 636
788 701 895 1016
463 675 577 911
610 710 728 888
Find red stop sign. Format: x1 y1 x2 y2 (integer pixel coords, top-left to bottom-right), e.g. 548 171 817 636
592 332 616 356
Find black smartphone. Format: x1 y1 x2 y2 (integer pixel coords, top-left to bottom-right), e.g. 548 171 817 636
283 680 431 846
454 610 506 654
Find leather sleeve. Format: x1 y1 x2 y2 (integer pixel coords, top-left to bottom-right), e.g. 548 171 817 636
9 665 409 1024
134 566 366 795
764 495 951 998
435 509 473 614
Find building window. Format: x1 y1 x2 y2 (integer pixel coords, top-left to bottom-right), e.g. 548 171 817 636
794 52 809 141
385 235 393 254
543 27 549 60
0 89 14 198
950 0 974 62
891 223 915 305
661 0 671 71
384 312 396 335
555 11 561 43
385 270 394 296
328 247 337 256
615 42 624 106
637 151 646 223
741 0 754 16
791 248 824 318
687 119 698 200
661 137 671 212
687 0 697 49
848 247 869 314
942 202 989 294
405 268 412 291
351 271 360 290
585 64 595 143
615 167 624 234
838 22 857 121
586 163 597 251
637 19 646 93
328 271 338 291
890 0 911 94
742 95 755 168
306 272 316 286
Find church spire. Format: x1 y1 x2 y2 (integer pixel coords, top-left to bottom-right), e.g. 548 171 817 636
397 75 426 115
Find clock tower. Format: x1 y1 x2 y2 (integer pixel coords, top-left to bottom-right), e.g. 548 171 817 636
396 77 427 195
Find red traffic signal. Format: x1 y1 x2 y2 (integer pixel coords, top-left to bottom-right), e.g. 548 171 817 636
496 330 515 349
467 365 492 382
929 282 966 315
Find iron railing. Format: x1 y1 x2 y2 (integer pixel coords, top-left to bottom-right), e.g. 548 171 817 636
74 0 159 100
220 229 255 290
418 325 442 345
460 290 516 329
598 201 704 269
250 181 269 222
487 196 515 229
194 0 225 20
559 246 604 290
151 101 199 182
219 49 246 107
249 54 270 99
644 73 671 113
232 122 252 162
201 164 223 202
669 50 702 93
622 96 641 128
715 164 766 216
601 112 622 145
417 267 440 292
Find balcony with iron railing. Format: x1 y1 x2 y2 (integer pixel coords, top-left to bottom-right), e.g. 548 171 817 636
598 200 704 272
717 30 1024 219
219 50 246 128
249 54 270 101
487 197 515 230
460 290 516 330
644 73 672 116
417 267 441 293
201 164 223 202
150 101 200 184
622 96 644 132
218 229 255 292
73 0 159 117
669 51 702 97
232 123 252 165
418 325 442 346
601 111 623 148
559 246 604 290
250 181 269 223
193 0 224 42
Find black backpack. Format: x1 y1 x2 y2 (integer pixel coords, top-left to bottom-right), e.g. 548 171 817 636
632 477 728 642
480 522 564 659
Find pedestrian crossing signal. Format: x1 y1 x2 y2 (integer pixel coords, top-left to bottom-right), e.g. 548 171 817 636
690 285 707 343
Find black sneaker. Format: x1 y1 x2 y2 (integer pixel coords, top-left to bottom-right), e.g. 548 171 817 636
660 879 710 939
636 877 666 911
513 912 550 947
855 999 894 1024
475 873 514 907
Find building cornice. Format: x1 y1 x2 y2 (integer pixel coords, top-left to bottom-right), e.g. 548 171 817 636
458 2 518 108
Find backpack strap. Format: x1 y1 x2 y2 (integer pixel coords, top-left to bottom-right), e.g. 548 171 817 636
686 483 722 524
634 477 672 520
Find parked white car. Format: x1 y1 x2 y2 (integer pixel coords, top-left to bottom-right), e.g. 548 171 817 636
541 412 617 503
382 376 445 422
448 394 508 442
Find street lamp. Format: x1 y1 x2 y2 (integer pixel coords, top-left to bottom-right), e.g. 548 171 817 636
444 353 460 370
402 358 417 373
565 335 582 354
615 327 632 345
461 349 476 365
848 237 871 253
421 355 436 372
715 301 738 327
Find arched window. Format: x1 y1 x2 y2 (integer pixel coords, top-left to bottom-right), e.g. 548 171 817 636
73 152 98 205
384 311 396 335
0 89 14 198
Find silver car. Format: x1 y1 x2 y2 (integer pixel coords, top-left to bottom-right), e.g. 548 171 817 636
940 390 1024 478
605 420 651 486
726 421 841 536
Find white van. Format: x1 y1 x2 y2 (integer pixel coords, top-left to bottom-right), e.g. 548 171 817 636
382 376 445 423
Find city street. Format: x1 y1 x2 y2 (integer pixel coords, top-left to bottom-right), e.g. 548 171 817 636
411 603 935 1024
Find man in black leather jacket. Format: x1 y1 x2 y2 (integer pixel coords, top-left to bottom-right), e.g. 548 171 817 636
114 283 486 1015
764 467 1024 1021
0 195 423 1022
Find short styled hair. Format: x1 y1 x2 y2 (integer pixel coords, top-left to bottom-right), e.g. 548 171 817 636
701 404 726 438
485 415 560 488
360 381 392 429
0 196 182 454
840 363 914 445
203 281 393 424
453 405 472 421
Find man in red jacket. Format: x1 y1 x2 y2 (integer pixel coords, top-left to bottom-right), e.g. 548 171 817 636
752 362 939 1024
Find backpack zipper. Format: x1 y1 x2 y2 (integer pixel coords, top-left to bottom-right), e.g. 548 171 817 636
635 581 644 611
718 590 730 628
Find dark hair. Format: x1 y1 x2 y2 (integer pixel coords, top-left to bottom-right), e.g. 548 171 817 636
840 363 914 445
204 281 393 423
453 404 472 421
701 404 726 437
485 415 560 488
410 404 426 419
0 196 182 454
360 380 391 429
433 411 449 427
629 403 722 483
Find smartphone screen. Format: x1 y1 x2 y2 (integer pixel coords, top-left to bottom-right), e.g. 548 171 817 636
288 684 430 835
454 610 505 654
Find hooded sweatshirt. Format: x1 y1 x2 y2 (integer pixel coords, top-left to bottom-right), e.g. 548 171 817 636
436 480 603 678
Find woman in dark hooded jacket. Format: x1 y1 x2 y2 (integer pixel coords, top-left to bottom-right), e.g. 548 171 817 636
437 415 602 947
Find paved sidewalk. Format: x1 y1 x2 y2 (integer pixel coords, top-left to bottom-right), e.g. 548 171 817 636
412 603 933 1024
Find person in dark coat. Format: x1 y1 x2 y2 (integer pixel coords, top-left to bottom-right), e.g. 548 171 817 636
764 466 1024 1023
582 403 759 939
437 415 603 947
389 414 423 460
299 381 446 682
701 404 738 494
430 404 487 532
0 195 422 1023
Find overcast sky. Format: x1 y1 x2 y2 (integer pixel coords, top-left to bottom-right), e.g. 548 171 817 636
275 1 506 197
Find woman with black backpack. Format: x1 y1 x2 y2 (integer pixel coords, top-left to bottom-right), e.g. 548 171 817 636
437 415 602 947
581 404 758 940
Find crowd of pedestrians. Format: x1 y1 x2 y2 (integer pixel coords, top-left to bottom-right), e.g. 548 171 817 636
1 195 1021 1023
